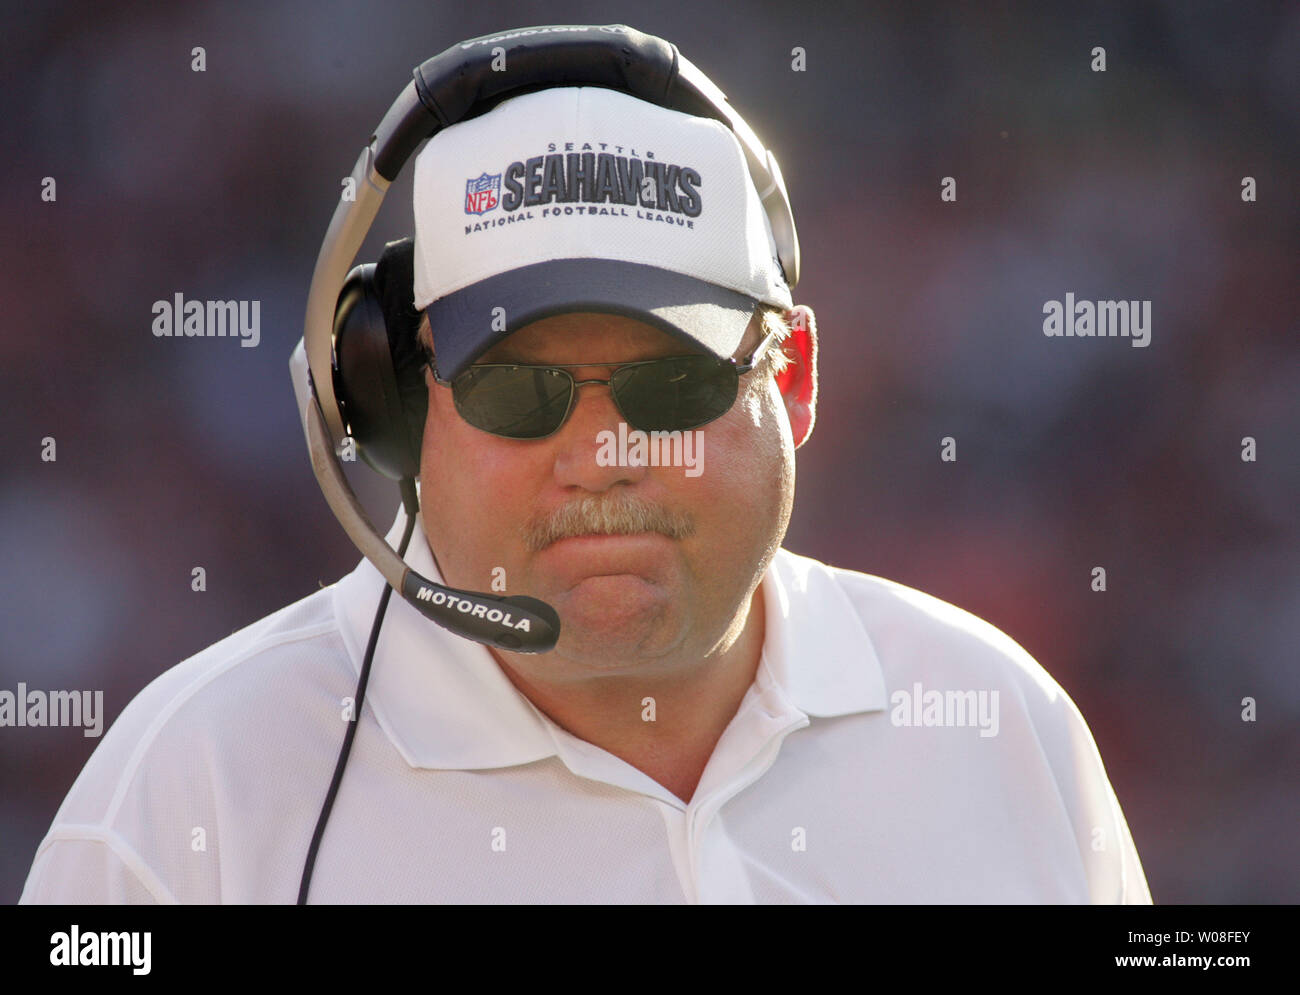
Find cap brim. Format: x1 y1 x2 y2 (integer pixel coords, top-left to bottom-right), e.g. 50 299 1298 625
425 259 758 381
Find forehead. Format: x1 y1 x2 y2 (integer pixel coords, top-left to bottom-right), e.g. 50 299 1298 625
474 311 761 365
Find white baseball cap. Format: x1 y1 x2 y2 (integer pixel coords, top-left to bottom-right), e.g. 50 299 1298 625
411 86 794 380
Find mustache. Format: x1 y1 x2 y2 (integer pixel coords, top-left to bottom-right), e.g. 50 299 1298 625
521 494 695 552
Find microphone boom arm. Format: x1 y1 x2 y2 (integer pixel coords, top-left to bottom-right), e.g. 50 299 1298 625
295 376 560 653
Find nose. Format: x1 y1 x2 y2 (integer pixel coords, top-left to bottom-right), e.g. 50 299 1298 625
550 375 648 492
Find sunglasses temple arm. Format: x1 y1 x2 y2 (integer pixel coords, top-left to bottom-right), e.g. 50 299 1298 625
738 323 785 373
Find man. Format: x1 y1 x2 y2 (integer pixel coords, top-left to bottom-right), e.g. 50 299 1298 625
22 50 1150 905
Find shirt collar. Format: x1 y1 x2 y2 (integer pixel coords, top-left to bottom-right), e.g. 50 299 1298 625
332 499 887 771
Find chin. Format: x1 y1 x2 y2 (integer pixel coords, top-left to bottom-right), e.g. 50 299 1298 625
566 569 664 609
551 591 680 666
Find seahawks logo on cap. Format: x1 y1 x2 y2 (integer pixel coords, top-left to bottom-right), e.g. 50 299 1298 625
464 152 702 219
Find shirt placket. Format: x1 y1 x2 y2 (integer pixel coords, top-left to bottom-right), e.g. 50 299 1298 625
683 680 809 903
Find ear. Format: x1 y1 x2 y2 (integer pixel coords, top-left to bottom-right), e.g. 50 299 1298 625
773 305 818 449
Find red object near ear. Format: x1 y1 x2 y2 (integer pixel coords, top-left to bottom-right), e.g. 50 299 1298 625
774 352 798 397
774 305 817 448
777 311 813 398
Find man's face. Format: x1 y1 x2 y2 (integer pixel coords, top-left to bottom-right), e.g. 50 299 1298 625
418 312 797 680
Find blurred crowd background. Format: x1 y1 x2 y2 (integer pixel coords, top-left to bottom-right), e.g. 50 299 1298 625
2 0 1296 903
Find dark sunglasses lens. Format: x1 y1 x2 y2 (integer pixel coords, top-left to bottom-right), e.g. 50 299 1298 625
611 356 738 432
452 367 572 439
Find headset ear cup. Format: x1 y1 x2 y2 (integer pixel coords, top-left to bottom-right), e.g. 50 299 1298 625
372 238 428 471
333 238 424 480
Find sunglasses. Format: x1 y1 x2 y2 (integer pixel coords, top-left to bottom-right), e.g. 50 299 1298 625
426 323 784 440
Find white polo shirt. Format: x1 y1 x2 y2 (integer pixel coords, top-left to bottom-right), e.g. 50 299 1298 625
21 505 1151 904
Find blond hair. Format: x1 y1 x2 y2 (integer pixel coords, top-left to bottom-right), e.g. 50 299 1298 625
755 305 794 378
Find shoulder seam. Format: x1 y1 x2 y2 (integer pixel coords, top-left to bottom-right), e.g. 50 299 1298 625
32 824 181 904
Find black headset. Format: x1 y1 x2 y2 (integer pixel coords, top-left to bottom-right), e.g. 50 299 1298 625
288 22 801 902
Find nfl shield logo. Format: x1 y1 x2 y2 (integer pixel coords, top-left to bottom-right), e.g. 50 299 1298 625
465 172 501 215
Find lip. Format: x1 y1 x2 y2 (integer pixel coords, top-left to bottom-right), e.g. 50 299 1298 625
544 532 673 555
537 532 675 583
549 531 667 543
